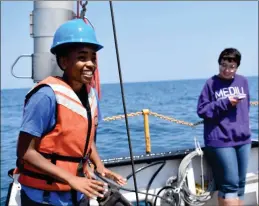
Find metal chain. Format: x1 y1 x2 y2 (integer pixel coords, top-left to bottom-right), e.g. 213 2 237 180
103 112 143 121
250 101 258 106
149 111 195 127
102 101 258 127
103 111 200 127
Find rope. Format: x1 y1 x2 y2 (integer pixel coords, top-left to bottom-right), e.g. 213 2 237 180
109 1 140 205
176 145 214 206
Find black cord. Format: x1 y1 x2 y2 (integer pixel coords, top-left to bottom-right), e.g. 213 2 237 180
153 186 177 206
126 161 166 205
145 162 165 206
95 171 176 204
109 1 140 205
96 161 169 205
119 186 175 204
126 161 165 180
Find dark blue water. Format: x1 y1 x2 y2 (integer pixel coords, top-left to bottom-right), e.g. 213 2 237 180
1 77 258 205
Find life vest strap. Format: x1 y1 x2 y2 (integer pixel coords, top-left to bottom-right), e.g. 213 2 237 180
17 154 88 185
21 168 66 184
40 152 88 163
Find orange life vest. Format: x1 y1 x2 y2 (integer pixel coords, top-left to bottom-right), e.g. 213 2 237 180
16 76 98 191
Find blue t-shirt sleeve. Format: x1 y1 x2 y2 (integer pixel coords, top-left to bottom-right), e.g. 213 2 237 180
20 86 56 138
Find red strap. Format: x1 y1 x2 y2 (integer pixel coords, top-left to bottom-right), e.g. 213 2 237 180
82 18 101 100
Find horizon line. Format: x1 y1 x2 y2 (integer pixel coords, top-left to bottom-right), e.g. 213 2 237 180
1 75 258 91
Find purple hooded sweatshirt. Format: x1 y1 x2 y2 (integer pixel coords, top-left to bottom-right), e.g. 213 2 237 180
197 74 251 147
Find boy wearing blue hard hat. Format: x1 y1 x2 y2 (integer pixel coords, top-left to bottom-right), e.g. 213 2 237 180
15 19 127 206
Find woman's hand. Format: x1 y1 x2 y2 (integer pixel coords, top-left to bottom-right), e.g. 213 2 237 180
228 96 240 106
96 165 127 186
68 175 107 199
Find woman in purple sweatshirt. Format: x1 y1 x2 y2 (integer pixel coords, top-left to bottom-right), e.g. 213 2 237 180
197 48 251 206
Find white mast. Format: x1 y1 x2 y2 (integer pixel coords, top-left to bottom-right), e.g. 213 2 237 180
11 1 76 82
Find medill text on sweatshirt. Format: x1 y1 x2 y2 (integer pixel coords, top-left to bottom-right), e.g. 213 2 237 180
197 74 251 147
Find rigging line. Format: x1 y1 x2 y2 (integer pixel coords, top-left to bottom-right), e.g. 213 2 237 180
77 1 80 18
109 1 140 205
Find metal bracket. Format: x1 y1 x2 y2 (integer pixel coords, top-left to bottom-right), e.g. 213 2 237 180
11 54 32 79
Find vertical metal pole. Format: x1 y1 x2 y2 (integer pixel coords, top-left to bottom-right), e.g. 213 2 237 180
142 109 151 154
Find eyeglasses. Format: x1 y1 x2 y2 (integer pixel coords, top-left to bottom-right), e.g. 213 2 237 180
220 63 237 71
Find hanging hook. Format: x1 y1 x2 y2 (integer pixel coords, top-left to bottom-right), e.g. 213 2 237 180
80 1 88 7
80 1 88 19
78 1 95 30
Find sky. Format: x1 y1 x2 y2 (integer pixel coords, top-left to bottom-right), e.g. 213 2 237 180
1 1 258 89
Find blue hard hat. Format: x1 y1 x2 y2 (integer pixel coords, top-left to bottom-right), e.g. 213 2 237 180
50 19 103 54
